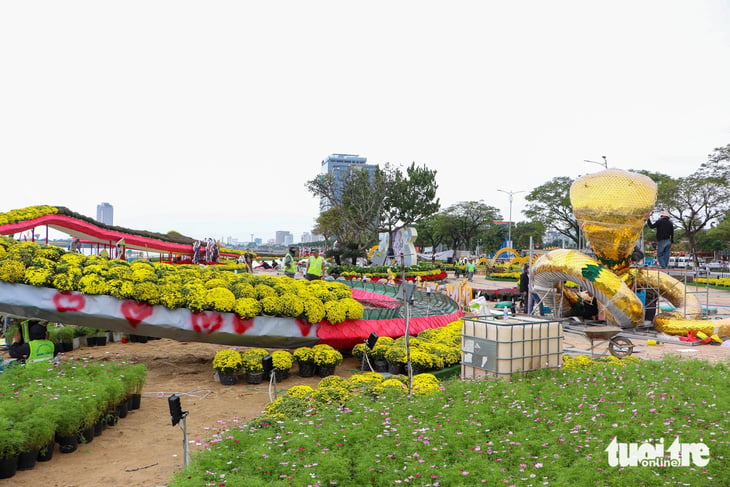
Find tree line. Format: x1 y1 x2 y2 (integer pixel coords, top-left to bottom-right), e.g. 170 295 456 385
306 144 730 264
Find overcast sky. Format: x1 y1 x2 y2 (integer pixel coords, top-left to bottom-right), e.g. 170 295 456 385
2 1 729 243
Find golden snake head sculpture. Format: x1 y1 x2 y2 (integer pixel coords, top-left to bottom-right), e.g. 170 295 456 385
570 168 657 272
531 168 727 336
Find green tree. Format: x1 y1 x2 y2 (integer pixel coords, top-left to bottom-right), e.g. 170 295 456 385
440 201 501 253
702 211 730 259
307 169 386 261
414 214 447 264
694 227 727 257
476 224 507 256
511 220 546 251
312 208 343 251
379 162 440 252
523 176 579 245
641 147 730 266
308 162 439 263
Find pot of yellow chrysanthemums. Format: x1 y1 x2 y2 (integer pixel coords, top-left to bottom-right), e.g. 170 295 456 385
293 346 316 377
407 348 436 375
384 345 407 375
370 337 393 373
271 350 294 382
241 348 268 384
212 349 243 386
312 344 343 378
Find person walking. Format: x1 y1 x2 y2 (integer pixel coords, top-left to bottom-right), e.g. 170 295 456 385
465 258 476 281
646 210 674 268
304 249 325 281
283 247 297 278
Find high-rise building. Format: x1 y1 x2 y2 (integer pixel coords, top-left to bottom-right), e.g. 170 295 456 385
320 153 377 212
96 202 114 225
275 231 293 246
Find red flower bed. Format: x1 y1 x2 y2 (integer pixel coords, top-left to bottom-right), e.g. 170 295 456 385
342 271 447 282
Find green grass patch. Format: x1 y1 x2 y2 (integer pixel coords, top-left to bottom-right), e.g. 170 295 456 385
170 357 730 486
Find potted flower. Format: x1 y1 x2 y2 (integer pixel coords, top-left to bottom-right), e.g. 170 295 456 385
384 345 407 375
312 344 343 377
79 326 98 346
2 322 19 349
292 346 315 377
241 348 268 384
0 416 23 479
408 348 436 375
122 363 147 409
55 325 76 352
271 350 294 381
351 343 368 371
370 341 392 373
212 349 243 386
52 395 88 453
94 328 108 346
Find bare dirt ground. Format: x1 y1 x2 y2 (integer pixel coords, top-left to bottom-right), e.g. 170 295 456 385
4 339 362 487
4 271 730 486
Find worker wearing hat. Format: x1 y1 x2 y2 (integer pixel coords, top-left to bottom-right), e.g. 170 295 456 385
646 210 674 268
9 321 61 363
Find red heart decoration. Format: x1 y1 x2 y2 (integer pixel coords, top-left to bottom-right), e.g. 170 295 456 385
120 301 153 328
191 312 223 334
232 315 254 334
52 292 86 312
295 319 313 337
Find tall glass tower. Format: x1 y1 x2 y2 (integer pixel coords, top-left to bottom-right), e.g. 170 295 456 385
96 202 114 225
320 154 377 211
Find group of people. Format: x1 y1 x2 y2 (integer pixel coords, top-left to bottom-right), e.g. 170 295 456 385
192 238 220 264
282 247 326 281
455 257 478 281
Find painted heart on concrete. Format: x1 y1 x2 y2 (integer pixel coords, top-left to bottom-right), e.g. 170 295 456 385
52 292 86 312
295 319 314 337
232 315 254 334
120 301 153 328
191 311 223 334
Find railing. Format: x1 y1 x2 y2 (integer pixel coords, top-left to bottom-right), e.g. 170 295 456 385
345 280 461 318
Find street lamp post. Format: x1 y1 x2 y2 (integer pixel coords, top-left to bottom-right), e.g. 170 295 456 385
497 189 525 248
583 156 608 169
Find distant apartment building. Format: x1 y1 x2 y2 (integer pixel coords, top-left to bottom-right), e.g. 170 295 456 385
301 232 312 243
275 231 293 246
96 202 113 225
320 153 377 212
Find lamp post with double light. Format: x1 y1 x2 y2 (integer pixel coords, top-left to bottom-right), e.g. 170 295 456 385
497 189 525 249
